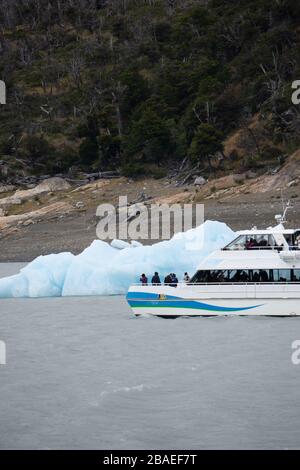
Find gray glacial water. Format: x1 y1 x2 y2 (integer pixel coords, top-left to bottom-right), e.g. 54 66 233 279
0 263 300 450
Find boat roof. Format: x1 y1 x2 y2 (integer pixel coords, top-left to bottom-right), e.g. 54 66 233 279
197 249 300 270
236 226 300 236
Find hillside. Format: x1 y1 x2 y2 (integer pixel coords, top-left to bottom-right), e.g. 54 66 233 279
0 0 300 181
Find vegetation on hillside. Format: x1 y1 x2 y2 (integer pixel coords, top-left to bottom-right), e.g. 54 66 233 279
0 0 300 179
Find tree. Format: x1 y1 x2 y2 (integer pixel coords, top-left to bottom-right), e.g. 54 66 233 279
22 135 55 164
119 69 149 117
79 136 99 165
1 0 300 179
189 123 224 170
124 108 173 165
99 133 121 168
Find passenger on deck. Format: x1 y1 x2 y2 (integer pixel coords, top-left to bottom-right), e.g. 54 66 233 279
170 273 178 287
183 272 190 283
164 274 172 285
140 273 148 285
151 272 161 285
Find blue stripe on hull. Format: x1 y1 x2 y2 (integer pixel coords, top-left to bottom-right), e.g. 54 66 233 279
127 291 263 313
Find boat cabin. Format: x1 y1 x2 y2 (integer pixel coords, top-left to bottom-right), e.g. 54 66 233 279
191 268 300 284
223 229 300 251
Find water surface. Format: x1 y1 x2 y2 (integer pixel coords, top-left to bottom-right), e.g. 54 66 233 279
0 264 300 449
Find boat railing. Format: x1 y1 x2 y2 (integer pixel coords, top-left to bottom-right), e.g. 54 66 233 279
131 281 300 287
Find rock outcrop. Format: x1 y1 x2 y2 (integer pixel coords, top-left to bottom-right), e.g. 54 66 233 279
0 177 71 209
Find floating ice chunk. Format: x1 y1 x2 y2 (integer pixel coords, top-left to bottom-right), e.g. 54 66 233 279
0 221 235 298
0 273 28 298
130 240 143 247
111 239 131 250
62 221 234 297
0 252 74 298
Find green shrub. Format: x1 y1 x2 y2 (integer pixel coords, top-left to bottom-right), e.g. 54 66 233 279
121 162 146 178
79 137 99 165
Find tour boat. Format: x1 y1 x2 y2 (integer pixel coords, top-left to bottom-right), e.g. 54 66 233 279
126 206 300 317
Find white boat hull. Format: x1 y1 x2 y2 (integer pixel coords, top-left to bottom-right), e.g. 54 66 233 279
127 285 300 317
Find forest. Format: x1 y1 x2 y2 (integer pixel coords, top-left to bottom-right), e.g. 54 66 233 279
0 0 300 179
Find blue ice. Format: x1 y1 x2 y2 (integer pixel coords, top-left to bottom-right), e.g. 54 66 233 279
0 221 235 298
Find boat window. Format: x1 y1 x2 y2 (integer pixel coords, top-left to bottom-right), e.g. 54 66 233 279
224 234 277 250
190 270 228 283
292 270 300 281
190 271 210 283
190 269 297 283
251 269 270 282
294 231 300 249
209 270 227 282
284 235 293 248
228 270 250 282
224 235 247 250
273 269 292 282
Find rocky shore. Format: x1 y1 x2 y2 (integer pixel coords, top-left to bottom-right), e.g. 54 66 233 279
1 149 300 262
0 186 299 263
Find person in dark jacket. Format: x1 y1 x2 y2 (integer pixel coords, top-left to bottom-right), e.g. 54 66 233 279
140 273 148 285
151 272 161 285
164 274 172 285
170 273 178 287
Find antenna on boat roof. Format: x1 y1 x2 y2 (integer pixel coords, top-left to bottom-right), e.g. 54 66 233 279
275 190 292 226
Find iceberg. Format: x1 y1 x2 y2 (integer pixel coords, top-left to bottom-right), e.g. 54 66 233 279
0 221 235 298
